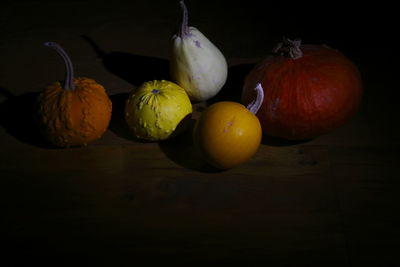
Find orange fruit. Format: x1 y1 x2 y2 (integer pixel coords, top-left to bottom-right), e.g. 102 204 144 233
193 101 262 169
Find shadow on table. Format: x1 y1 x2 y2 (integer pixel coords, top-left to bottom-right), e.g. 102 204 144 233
108 92 155 144
0 87 52 148
82 35 175 143
108 92 131 141
82 35 170 87
158 62 313 171
158 63 257 172
83 35 175 143
158 119 222 173
109 92 219 171
262 135 312 146
158 63 249 172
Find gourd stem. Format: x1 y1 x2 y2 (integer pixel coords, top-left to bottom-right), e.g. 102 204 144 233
246 83 264 115
44 42 75 91
179 0 190 38
273 37 303 59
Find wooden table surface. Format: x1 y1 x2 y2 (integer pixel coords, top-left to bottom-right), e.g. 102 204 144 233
1 1 399 266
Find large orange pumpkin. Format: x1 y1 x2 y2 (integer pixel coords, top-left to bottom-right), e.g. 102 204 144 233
241 38 362 140
36 42 112 147
193 83 264 169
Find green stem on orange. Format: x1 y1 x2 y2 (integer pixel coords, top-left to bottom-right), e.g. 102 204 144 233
246 83 264 114
44 42 75 91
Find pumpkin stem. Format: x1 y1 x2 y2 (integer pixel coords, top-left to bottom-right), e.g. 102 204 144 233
44 42 75 91
273 37 303 59
179 0 190 38
246 83 264 115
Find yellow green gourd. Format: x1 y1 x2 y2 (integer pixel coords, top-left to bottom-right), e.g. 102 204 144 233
125 80 192 141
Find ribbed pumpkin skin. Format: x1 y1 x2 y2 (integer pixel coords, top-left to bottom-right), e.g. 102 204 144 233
242 45 363 140
36 77 112 147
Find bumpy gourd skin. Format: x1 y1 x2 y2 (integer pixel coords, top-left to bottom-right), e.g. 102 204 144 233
125 80 192 141
36 77 112 147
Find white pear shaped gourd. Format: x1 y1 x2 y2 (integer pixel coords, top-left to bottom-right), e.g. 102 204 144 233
170 1 228 102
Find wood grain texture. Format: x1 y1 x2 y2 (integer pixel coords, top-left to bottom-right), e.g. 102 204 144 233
1 1 399 266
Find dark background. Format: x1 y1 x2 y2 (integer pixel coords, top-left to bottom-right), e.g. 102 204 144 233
1 1 399 266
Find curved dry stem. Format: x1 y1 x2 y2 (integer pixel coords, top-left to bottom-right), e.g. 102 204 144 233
272 37 303 59
44 42 75 90
179 0 190 38
246 83 264 114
